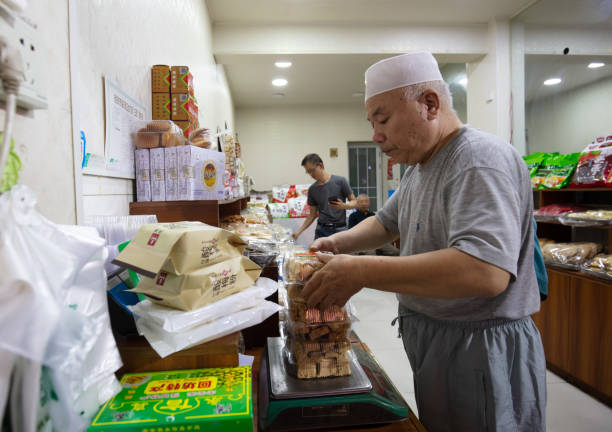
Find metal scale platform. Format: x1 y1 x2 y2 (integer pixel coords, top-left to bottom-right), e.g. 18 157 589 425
259 337 410 431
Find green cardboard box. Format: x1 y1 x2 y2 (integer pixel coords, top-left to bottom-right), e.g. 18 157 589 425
88 367 252 432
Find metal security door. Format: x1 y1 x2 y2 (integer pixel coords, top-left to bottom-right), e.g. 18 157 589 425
347 142 382 210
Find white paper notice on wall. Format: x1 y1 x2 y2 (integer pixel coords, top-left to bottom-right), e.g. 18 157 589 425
83 77 145 179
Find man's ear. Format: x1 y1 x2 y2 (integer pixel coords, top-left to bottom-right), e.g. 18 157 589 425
419 90 441 119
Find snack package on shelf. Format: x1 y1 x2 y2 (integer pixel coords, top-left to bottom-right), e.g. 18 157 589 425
523 152 550 177
269 202 290 219
541 242 602 270
532 153 580 189
534 204 587 222
581 254 612 281
538 238 555 248
133 120 185 149
243 239 279 268
283 252 325 284
560 209 612 226
569 147 612 189
273 184 297 203
189 127 214 149
288 196 310 218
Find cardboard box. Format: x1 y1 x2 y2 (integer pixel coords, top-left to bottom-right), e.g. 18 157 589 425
174 120 198 139
151 64 170 93
152 93 171 120
150 147 166 201
171 93 198 123
171 65 194 96
88 366 252 431
177 145 225 201
164 147 179 201
134 149 151 202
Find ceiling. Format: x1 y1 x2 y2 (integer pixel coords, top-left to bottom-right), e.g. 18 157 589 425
208 0 612 108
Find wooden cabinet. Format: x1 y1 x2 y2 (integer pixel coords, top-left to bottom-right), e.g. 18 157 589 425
129 197 248 226
531 189 611 407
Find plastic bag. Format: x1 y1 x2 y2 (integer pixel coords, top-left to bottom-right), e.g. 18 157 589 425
522 152 550 177
581 254 612 281
561 209 612 225
569 147 612 188
283 252 325 284
288 196 310 218
533 153 580 189
269 202 289 218
130 277 279 332
534 204 586 222
135 300 281 358
541 242 602 270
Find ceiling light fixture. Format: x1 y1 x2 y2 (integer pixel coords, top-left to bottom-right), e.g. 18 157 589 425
459 77 468 87
272 78 288 87
275 61 292 68
588 62 605 69
543 78 562 86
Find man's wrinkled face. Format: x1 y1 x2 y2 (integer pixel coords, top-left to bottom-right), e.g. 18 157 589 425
357 196 370 212
366 88 436 166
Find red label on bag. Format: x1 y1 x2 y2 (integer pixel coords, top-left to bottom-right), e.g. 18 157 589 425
147 233 159 246
156 271 167 285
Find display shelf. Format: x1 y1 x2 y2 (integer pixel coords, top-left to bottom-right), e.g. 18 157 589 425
535 219 612 229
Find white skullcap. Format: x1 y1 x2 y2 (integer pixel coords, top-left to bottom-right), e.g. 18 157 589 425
365 52 443 101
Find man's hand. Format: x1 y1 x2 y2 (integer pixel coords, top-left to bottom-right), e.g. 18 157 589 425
328 199 345 210
292 232 299 240
310 236 340 254
302 253 363 309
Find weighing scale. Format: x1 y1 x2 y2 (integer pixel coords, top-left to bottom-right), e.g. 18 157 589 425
259 337 410 431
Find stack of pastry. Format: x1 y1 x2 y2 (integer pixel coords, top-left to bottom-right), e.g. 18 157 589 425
135 120 185 148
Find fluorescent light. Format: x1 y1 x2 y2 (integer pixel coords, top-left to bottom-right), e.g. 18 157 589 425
588 62 604 69
275 61 292 68
272 78 288 87
543 78 562 86
459 77 468 87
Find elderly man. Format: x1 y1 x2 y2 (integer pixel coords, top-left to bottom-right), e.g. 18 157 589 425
302 53 545 432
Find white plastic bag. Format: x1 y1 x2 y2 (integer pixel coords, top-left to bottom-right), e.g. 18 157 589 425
136 300 282 358
130 277 279 332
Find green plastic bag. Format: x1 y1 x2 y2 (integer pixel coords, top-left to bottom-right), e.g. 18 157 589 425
523 152 550 177
0 133 22 193
537 153 581 189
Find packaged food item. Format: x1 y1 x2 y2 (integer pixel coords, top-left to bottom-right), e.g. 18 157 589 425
561 209 612 226
582 253 612 281
534 204 587 222
171 93 198 123
284 338 352 379
164 147 179 201
538 238 555 248
134 120 185 148
152 92 171 120
569 147 612 188
88 367 252 432
295 184 310 197
149 147 165 202
273 184 297 203
129 255 261 311
134 148 151 202
523 152 549 177
268 202 289 218
170 65 195 96
173 119 198 139
541 242 602 270
283 252 324 283
533 153 580 189
151 64 170 93
112 221 248 278
177 145 226 201
288 196 310 218
189 127 213 148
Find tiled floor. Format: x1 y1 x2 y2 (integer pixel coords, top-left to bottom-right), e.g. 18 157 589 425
350 288 612 431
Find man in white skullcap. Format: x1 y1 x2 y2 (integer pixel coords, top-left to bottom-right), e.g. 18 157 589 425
302 52 545 431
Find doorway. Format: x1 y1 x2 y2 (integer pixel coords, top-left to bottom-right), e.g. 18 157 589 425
347 142 382 211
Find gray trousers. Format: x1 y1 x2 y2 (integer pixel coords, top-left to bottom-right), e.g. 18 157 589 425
395 304 546 432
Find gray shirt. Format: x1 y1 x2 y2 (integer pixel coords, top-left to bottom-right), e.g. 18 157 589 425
308 175 353 224
376 126 540 321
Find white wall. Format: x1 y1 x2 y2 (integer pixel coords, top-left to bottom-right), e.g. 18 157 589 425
0 0 234 224
526 76 612 154
236 105 373 191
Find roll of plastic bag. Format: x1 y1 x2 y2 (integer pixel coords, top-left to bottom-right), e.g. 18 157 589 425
136 300 282 358
131 277 279 332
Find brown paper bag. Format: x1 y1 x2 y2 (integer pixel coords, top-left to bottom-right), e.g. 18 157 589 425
129 256 262 311
112 221 247 278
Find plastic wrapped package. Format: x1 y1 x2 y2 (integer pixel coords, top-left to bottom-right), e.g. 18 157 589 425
133 120 185 148
569 146 612 188
538 238 555 248
189 127 213 148
533 204 586 222
284 339 352 379
269 202 289 218
581 254 612 281
283 252 325 284
561 210 612 226
541 242 602 270
244 239 279 268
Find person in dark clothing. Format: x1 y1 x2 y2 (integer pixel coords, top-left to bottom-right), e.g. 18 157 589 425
349 194 398 256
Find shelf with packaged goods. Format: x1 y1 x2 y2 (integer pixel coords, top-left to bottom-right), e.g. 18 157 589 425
531 188 611 407
129 197 249 227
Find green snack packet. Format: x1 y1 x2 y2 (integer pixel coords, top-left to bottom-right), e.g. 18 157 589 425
523 152 549 177
539 153 581 189
530 153 556 189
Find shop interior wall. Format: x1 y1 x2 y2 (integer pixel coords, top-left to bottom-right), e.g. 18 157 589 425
236 104 372 192
0 1 74 224
525 76 612 154
74 0 234 222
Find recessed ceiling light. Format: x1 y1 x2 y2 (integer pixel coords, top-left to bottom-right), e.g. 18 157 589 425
459 77 468 87
543 78 562 86
352 92 364 97
588 62 605 69
275 61 292 68
272 93 285 98
272 78 288 87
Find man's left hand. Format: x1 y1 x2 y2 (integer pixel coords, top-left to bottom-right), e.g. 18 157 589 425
328 199 345 210
302 253 363 309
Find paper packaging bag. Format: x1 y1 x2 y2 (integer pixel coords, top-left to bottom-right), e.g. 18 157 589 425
129 256 262 311
112 221 248 278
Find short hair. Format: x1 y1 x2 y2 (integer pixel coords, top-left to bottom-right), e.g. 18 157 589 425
357 194 369 200
401 80 455 114
301 153 323 167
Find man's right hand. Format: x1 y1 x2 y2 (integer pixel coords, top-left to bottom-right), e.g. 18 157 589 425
310 236 340 254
